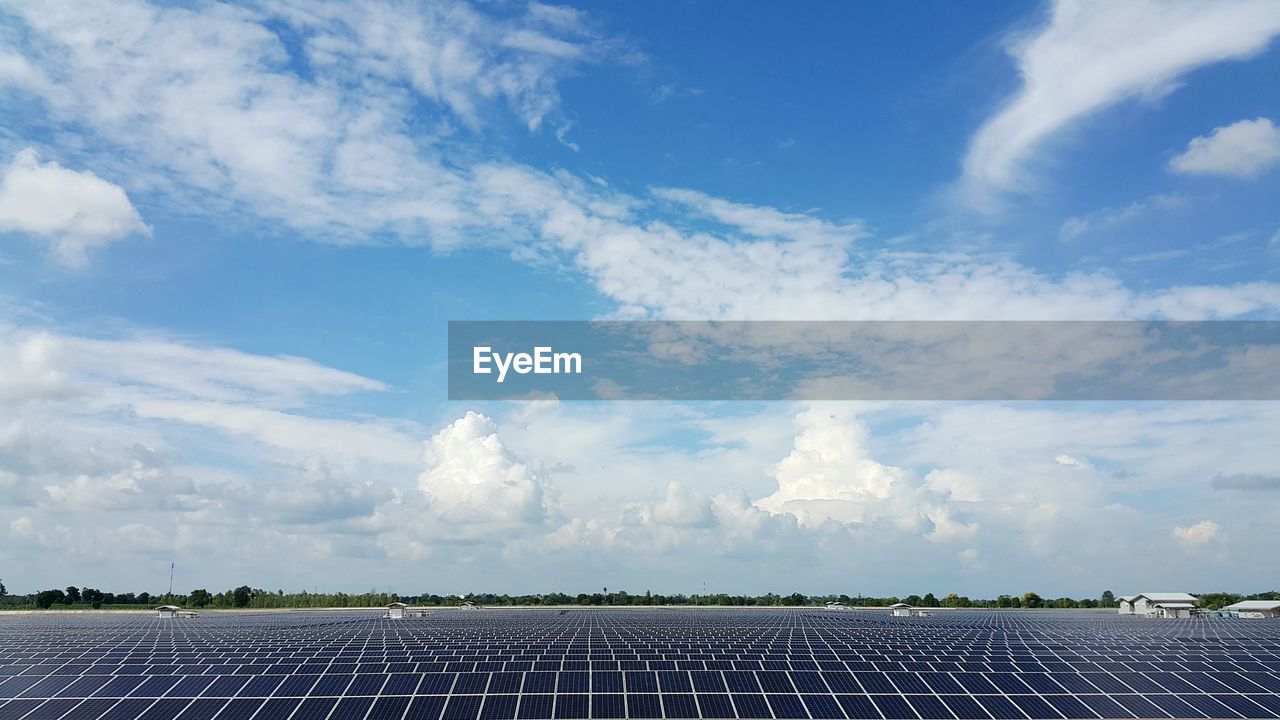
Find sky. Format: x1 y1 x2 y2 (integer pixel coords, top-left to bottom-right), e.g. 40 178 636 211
1 0 1279 599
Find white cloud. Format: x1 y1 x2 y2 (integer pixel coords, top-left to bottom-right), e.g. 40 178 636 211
417 411 553 526
1169 117 1280 177
652 187 867 246
0 332 78 403
755 408 913 527
0 0 615 247
1058 193 1186 242
1054 454 1090 469
1171 519 1221 547
924 468 983 502
0 149 149 265
5 2 1280 323
963 0 1280 204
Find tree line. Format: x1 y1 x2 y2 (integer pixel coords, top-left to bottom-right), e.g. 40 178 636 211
3 580 1275 611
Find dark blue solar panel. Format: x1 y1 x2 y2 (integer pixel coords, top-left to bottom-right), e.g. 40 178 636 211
873 694 920 719
941 694 991 720
405 695 447 720
837 694 881 719
802 693 845 718
732 693 772 719
589 694 624 719
1007 694 1060 720
906 694 953 720
2 609 1280 720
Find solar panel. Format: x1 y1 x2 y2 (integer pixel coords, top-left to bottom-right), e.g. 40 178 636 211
2 608 1280 719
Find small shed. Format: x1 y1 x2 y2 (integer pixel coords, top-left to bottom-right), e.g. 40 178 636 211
460 601 477 611
1116 595 1138 615
889 602 912 617
155 605 181 619
1224 600 1280 619
825 601 848 611
1153 602 1196 619
386 601 407 619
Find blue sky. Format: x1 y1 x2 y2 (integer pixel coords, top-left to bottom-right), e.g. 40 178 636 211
1 0 1279 598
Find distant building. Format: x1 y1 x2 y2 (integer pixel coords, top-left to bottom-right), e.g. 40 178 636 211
889 603 912 617
1152 602 1196 619
460 601 478 610
155 605 181 619
1119 593 1198 617
1224 600 1280 619
386 602 407 620
825 601 848 611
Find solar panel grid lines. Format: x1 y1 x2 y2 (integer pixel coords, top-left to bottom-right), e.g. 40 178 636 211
1 610 1280 720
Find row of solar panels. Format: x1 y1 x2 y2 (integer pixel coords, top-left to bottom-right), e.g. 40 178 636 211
4 690 1280 720
8 642 1277 653
5 668 1280 697
8 662 1280 677
7 646 1279 656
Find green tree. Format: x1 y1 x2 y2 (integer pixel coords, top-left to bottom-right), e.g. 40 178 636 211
1021 592 1044 608
922 593 939 607
35 589 66 609
232 586 253 608
65 586 81 604
1100 590 1115 608
190 589 212 607
0 578 7 598
82 588 104 609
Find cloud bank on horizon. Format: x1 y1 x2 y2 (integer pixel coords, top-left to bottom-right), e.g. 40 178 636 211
0 0 1277 595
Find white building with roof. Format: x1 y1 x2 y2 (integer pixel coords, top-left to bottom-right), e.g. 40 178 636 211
386 601 407 619
1224 600 1280 619
1119 593 1198 617
155 605 181 619
889 602 912 617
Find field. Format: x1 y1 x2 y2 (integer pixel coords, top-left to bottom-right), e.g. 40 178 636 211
1 608 1279 719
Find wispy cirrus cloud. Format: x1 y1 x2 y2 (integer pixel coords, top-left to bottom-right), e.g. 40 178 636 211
0 0 619 248
961 0 1280 207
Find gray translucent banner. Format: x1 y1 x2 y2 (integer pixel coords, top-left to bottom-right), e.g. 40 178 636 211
448 321 1280 401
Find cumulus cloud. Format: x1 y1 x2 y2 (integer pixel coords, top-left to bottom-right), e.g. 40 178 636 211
751 408 980 545
755 409 914 527
260 459 391 526
0 332 79 403
417 411 553 526
924 469 983 502
963 0 1280 203
1169 117 1280 177
1171 519 1221 547
42 446 205 513
0 149 149 265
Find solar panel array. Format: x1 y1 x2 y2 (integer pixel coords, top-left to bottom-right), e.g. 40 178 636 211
2 608 1279 719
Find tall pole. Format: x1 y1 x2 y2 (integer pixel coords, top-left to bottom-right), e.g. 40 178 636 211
168 562 174 596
